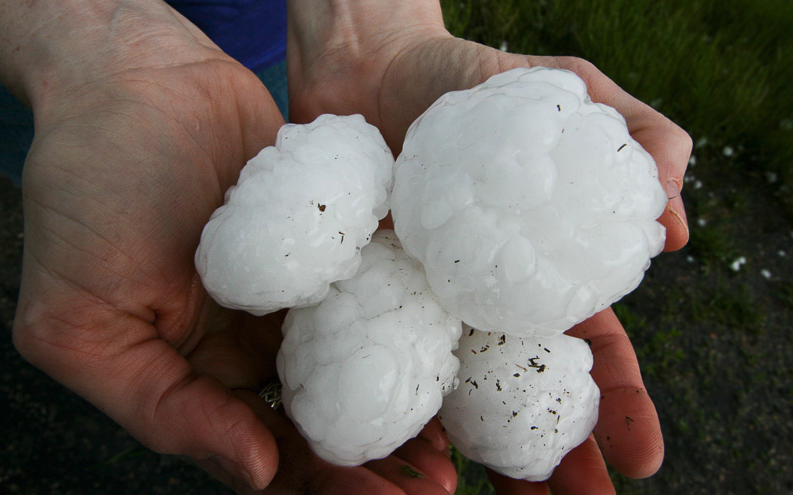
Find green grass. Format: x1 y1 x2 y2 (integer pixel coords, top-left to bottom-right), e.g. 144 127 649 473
452 447 496 495
440 1 793 493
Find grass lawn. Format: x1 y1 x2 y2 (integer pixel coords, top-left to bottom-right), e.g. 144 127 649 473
442 0 793 493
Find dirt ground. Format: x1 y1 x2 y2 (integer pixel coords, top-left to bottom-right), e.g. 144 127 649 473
1 156 792 494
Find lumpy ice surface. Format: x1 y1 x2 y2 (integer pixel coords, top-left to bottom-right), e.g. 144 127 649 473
196 114 394 315
276 231 463 465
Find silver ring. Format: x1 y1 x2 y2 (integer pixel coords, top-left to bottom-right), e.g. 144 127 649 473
258 378 282 409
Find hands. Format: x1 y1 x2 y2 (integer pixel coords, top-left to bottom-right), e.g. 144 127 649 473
287 0 692 493
5 0 690 493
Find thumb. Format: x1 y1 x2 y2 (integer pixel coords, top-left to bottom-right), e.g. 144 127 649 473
134 364 280 490
13 304 279 490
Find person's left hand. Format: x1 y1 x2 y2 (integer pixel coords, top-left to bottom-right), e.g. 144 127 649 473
286 1 690 493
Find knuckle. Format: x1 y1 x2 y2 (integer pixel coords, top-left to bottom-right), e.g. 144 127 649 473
558 56 599 78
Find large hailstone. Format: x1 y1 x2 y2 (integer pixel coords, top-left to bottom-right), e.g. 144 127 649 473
391 67 668 337
195 114 394 315
276 230 463 466
438 327 599 482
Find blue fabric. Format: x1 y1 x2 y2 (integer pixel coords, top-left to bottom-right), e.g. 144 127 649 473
259 59 289 120
166 0 287 73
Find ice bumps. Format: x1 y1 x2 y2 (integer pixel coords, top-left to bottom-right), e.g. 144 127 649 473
392 67 668 337
195 114 393 315
276 231 462 465
439 328 599 482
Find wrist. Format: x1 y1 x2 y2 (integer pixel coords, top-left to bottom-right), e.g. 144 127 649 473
286 1 449 93
286 0 447 55
0 0 124 107
0 0 216 114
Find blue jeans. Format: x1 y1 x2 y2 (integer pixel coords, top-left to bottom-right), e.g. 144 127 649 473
0 60 289 187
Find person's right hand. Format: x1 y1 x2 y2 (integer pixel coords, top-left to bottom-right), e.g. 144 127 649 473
285 1 691 493
286 0 690 252
7 1 457 493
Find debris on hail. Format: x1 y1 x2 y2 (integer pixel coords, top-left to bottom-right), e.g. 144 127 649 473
438 327 599 482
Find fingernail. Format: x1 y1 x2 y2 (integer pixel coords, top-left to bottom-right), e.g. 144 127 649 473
665 180 688 227
664 178 682 200
214 455 255 490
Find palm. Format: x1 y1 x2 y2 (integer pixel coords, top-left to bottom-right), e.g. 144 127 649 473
14 56 289 484
289 29 689 494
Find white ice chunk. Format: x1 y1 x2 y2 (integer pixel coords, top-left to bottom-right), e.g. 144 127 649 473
392 67 667 337
195 114 394 314
276 231 463 466
438 327 599 482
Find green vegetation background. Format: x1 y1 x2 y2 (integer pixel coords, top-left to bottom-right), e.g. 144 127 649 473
443 0 793 493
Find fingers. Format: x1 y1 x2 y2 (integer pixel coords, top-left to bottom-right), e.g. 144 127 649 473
13 303 279 491
547 435 614 495
484 436 612 495
565 308 664 478
415 417 451 454
391 435 457 493
487 307 662 494
366 456 452 495
239 392 456 495
629 123 691 252
486 470 550 495
109 344 279 490
563 57 692 251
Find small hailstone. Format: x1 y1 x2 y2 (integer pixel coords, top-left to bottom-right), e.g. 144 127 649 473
276 231 463 466
391 67 667 337
195 114 394 315
438 327 599 482
761 269 772 280
722 146 735 157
